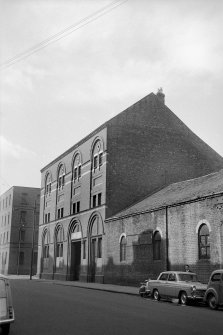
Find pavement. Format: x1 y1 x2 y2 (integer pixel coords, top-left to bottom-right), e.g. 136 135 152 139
7 275 139 296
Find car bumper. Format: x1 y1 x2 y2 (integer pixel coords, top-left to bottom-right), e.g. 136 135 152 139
0 318 15 325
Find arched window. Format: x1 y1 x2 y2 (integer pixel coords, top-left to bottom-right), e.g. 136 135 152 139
56 227 63 258
73 153 82 184
91 216 102 259
43 230 49 269
198 224 210 259
43 232 49 259
58 164 65 191
92 140 103 172
153 231 161 260
120 236 127 262
45 173 52 196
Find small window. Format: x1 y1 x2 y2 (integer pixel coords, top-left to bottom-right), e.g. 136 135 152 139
56 227 63 258
198 224 210 259
98 193 102 206
93 155 98 170
72 203 76 214
93 195 97 208
61 208 64 218
83 240 86 259
77 201 80 213
153 231 161 260
120 236 127 262
78 166 81 178
74 167 78 181
98 238 102 258
58 165 65 190
99 153 103 167
47 213 50 222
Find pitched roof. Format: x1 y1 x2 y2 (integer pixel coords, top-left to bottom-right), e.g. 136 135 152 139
107 169 223 219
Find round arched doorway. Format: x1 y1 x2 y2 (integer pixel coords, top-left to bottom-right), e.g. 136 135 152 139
68 220 82 281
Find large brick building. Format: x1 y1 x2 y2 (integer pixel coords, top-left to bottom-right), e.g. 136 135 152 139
105 169 223 285
0 186 40 275
37 90 223 283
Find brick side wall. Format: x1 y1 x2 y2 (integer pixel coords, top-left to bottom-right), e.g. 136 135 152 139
106 94 223 217
104 195 223 286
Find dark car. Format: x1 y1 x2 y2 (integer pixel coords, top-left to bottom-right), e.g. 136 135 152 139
204 270 223 310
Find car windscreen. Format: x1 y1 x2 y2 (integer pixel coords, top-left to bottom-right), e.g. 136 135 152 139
178 274 198 282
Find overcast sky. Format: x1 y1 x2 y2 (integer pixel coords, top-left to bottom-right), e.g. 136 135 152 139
0 0 223 195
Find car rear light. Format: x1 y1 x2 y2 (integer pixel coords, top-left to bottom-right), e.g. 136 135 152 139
0 298 7 319
8 306 14 319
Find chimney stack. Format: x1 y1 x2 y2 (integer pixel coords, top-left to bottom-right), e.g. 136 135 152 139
156 87 165 104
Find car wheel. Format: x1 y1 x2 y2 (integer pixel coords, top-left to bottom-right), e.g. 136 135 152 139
179 291 188 305
153 289 160 301
1 323 10 335
208 294 218 310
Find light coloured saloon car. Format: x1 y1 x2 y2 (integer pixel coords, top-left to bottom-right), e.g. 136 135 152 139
204 269 223 310
145 271 207 305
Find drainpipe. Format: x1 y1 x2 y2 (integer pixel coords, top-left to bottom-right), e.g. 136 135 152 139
165 206 169 271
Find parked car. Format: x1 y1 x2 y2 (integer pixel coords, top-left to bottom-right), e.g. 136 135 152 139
0 275 15 334
139 279 149 297
144 271 207 305
204 269 223 310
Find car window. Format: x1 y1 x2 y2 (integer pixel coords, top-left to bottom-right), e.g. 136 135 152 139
0 279 6 298
211 273 221 282
168 273 176 281
178 274 198 282
159 273 168 281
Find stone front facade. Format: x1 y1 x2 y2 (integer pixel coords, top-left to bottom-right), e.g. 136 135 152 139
38 91 223 283
0 186 40 275
105 170 223 285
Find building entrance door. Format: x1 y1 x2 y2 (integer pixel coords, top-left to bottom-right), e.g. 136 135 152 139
70 241 81 281
90 238 97 282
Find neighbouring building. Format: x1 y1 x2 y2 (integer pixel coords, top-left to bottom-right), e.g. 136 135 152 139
105 169 223 285
0 186 40 275
37 90 223 283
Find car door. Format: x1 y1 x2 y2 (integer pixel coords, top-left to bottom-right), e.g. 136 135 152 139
158 273 169 297
166 273 177 298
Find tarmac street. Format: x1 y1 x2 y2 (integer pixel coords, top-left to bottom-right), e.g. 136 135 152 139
6 278 223 335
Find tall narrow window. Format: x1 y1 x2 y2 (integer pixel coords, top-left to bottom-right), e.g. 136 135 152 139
93 195 97 208
43 231 50 269
73 154 82 183
58 165 65 191
98 237 102 258
92 140 103 173
83 240 86 259
56 227 63 258
198 224 210 259
98 193 102 206
153 231 161 260
99 152 103 167
120 236 127 262
93 155 98 170
45 173 52 196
